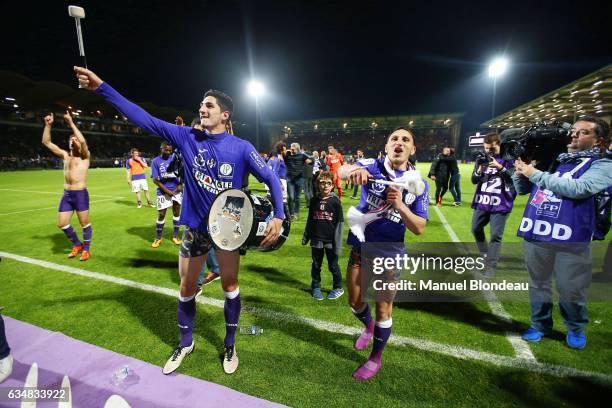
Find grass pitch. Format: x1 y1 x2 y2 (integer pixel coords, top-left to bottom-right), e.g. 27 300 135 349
0 163 611 407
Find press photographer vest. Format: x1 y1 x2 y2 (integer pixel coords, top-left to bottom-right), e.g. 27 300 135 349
471 156 516 213
518 157 597 243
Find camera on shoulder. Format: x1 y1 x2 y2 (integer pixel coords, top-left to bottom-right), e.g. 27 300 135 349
500 122 571 170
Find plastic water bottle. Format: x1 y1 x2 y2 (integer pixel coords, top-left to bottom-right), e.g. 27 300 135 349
239 325 263 335
111 365 130 386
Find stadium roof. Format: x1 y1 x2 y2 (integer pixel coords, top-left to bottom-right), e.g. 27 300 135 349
269 113 464 135
481 64 611 128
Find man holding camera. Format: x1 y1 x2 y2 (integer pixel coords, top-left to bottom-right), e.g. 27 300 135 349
513 115 612 349
471 133 516 277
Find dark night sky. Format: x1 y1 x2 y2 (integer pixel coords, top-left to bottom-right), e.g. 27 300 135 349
1 0 610 130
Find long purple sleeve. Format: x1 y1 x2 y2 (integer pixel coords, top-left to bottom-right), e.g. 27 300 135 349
95 82 189 145
244 145 285 220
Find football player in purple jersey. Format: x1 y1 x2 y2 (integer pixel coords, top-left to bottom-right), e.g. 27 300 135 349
338 127 429 381
75 66 285 375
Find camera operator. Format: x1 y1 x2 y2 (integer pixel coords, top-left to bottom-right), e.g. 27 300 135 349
471 133 516 277
513 115 612 349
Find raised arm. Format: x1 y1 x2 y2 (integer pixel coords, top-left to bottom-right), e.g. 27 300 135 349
41 114 68 159
74 66 187 146
63 112 90 159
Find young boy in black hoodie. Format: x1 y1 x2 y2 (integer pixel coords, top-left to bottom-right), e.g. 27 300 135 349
302 171 344 300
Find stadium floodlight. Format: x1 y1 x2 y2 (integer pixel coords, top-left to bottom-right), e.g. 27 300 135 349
488 57 509 121
488 57 508 78
247 80 265 98
247 80 265 150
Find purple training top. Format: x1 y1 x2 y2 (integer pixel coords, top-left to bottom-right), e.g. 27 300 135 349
347 157 429 249
518 157 597 243
151 154 180 195
268 155 287 180
471 155 516 213
97 82 285 231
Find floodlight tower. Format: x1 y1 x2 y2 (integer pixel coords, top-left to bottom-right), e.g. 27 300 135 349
248 80 265 150
488 57 509 120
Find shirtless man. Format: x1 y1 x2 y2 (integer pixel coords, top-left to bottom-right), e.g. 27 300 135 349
42 112 92 261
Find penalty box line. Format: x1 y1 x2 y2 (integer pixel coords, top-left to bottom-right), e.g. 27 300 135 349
430 206 536 361
1 250 610 385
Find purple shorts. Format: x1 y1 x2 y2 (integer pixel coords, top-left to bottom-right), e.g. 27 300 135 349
58 189 90 213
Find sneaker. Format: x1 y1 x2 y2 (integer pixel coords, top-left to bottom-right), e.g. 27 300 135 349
152 239 162 248
0 354 13 383
452 202 461 207
521 327 549 342
162 341 194 375
312 288 324 301
352 358 381 381
203 272 220 286
327 288 345 300
79 250 90 261
355 323 374 350
172 237 182 245
137 201 142 208
148 201 155 208
566 330 586 350
223 345 239 374
68 245 83 258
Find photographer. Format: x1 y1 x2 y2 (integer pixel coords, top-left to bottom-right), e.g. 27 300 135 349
513 115 612 349
471 133 516 277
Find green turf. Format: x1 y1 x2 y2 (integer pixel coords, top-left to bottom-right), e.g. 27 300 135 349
0 165 611 407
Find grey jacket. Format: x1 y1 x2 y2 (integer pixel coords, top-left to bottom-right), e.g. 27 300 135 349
513 158 612 199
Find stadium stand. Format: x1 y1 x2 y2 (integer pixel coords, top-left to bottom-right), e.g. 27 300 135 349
269 114 463 161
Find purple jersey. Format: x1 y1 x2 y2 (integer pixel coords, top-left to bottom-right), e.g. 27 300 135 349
347 157 429 248
268 155 287 180
151 154 179 195
97 82 285 231
518 157 597 243
471 156 516 213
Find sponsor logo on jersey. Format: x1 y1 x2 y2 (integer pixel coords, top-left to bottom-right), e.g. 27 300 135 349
404 192 416 205
219 162 234 178
250 151 266 168
530 189 563 219
519 217 572 240
194 170 233 194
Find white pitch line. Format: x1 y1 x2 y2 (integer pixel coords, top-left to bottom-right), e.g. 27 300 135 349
0 188 121 198
0 198 120 216
432 205 536 361
2 251 610 384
